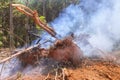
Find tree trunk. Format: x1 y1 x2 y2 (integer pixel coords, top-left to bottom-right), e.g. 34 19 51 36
9 0 14 50
25 0 30 47
43 0 46 16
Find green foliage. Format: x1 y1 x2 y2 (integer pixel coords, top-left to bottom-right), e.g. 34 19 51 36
0 41 3 47
40 16 46 22
36 16 46 30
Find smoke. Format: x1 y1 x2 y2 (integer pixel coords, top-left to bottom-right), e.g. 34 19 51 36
1 0 120 78
19 0 120 56
0 58 21 79
44 0 120 56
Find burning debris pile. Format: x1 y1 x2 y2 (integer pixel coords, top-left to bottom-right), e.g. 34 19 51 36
1 0 120 79
0 4 85 79
0 4 83 67
18 36 83 67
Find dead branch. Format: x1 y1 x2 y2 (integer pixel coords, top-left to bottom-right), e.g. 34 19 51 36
62 68 65 80
55 69 58 80
16 7 33 17
12 4 34 14
43 73 50 80
12 4 57 38
0 44 40 64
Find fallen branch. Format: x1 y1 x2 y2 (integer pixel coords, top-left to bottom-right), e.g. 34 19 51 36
0 44 40 64
12 4 57 38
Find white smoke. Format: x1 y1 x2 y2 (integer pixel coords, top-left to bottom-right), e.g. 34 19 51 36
48 0 120 56
88 0 120 51
2 0 120 79
0 58 21 79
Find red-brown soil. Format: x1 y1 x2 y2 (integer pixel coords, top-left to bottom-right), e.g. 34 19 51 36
6 59 120 80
